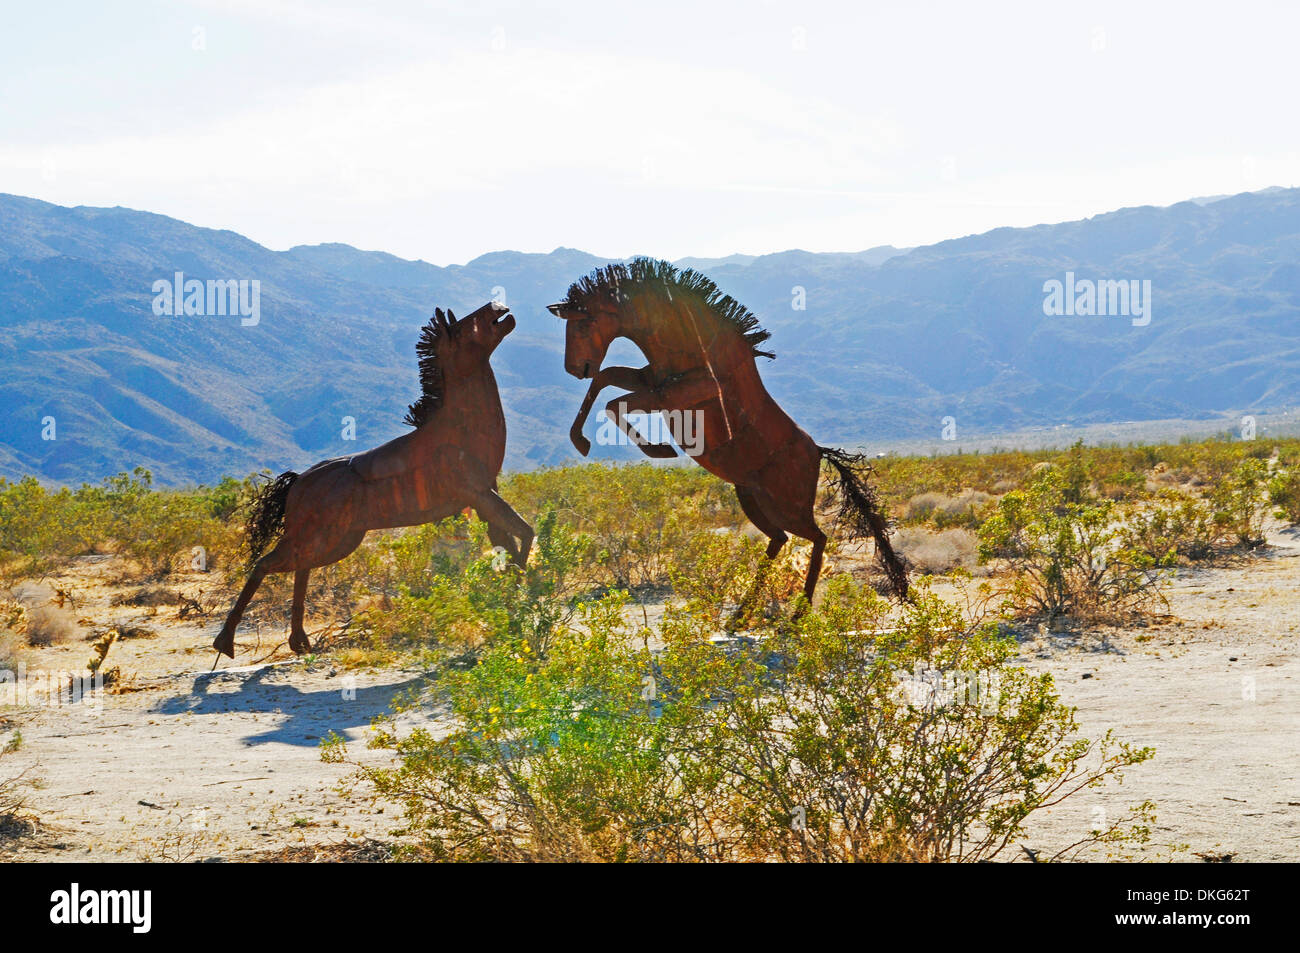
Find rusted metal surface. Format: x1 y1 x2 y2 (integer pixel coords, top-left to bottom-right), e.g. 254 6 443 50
551 259 908 603
214 302 532 658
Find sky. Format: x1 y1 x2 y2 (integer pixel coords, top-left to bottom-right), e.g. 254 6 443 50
1 0 1298 264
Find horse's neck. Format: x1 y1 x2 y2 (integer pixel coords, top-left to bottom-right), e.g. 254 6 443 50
441 365 504 418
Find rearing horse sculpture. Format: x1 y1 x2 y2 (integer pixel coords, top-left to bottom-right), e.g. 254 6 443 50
549 258 908 603
213 301 533 659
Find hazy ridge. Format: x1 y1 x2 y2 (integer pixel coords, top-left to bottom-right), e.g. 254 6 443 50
1 187 1297 485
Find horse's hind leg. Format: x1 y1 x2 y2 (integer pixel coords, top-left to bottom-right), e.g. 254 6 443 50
745 481 827 610
214 547 288 658
729 486 790 628
800 527 828 605
289 569 311 655
287 529 366 656
736 486 790 561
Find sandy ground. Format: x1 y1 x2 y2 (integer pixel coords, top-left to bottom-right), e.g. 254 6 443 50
2 528 1298 862
1017 527 1300 861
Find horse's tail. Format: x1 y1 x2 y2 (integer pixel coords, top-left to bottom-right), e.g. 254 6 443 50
243 470 298 564
819 447 910 599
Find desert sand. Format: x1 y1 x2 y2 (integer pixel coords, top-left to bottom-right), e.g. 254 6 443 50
3 528 1298 862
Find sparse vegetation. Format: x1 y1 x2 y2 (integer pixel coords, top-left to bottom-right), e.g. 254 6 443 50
0 467 245 583
0 721 34 845
325 554 1155 862
4 432 1291 861
1269 462 1300 525
0 434 1288 648
22 605 78 648
893 526 980 575
904 489 995 529
978 467 1171 622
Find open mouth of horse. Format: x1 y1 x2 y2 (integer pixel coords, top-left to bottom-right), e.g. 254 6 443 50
494 311 515 333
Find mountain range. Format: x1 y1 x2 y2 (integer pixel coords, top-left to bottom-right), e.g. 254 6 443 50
1 187 1297 486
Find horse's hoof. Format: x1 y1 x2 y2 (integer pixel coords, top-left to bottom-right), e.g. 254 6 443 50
289 635 312 656
571 433 591 456
212 634 235 659
641 442 677 459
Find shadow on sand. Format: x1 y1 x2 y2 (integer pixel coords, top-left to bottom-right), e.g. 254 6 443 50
150 665 433 748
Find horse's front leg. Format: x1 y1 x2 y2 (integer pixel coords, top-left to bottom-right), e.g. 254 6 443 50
602 372 719 460
571 365 652 455
472 488 534 569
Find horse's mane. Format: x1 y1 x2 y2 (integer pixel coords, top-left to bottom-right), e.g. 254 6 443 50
561 257 775 359
403 307 459 428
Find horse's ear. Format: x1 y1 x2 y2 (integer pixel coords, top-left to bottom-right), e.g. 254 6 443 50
433 308 447 331
446 309 459 335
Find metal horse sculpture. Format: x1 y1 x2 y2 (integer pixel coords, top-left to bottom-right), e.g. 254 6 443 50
213 301 532 659
549 258 908 603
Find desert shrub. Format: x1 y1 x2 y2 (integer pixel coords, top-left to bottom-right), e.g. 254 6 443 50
352 507 586 659
874 451 1040 503
978 469 1169 621
0 477 97 580
23 605 77 648
1097 468 1147 501
1120 461 1271 564
0 469 248 584
327 565 1156 862
0 598 27 640
110 585 183 608
1268 465 1300 525
1206 458 1269 547
872 437 1300 513
1120 492 1219 564
664 530 810 631
0 724 33 843
904 490 995 529
81 469 223 578
893 527 978 575
0 632 20 677
503 463 741 590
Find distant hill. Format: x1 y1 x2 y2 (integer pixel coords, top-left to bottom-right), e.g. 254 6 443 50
1 188 1297 486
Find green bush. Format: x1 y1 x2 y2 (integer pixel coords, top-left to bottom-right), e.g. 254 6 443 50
0 477 98 580
1269 465 1300 525
326 561 1155 862
978 469 1169 620
1120 492 1219 564
503 463 742 590
1121 460 1272 564
1207 458 1269 547
351 507 586 659
0 468 243 582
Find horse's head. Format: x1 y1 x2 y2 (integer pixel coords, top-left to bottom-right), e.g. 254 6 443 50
548 295 619 379
441 301 515 372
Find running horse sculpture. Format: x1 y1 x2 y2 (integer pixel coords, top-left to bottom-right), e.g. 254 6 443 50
213 301 532 659
549 258 909 603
